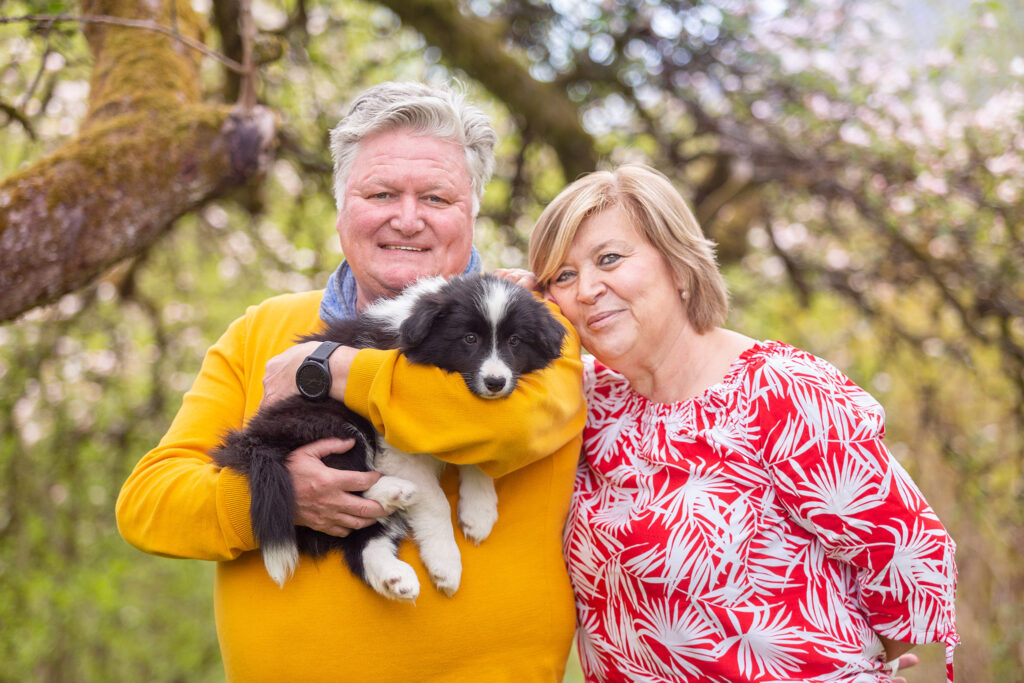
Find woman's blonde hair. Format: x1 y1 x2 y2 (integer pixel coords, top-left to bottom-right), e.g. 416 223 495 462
529 164 728 333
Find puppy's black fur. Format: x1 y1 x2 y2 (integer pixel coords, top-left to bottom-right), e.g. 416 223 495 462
212 273 566 594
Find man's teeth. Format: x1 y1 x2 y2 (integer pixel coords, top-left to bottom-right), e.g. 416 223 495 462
383 246 426 251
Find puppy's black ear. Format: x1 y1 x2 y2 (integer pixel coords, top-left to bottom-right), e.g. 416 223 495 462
534 308 567 363
399 294 447 349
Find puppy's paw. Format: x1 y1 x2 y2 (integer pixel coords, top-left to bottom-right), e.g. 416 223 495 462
419 542 462 597
458 499 498 544
367 562 420 602
365 476 418 513
429 562 462 597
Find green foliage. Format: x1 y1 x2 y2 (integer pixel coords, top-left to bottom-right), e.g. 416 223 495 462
2 0 1023 680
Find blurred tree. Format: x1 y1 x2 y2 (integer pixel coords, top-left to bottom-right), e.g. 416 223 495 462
1 0 1021 680
0 0 275 321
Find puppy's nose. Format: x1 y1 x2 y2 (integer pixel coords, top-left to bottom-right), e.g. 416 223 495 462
484 376 507 393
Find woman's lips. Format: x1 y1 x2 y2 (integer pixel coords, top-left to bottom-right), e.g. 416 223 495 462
586 309 620 329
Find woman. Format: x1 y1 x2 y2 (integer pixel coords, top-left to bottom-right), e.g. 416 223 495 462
520 164 958 681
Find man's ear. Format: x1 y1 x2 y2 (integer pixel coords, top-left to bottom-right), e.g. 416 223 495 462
399 294 447 349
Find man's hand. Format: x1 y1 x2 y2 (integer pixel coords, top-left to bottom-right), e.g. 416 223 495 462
286 438 386 537
261 341 359 408
262 340 319 407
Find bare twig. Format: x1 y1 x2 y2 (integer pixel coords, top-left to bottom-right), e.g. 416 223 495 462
237 0 257 110
0 100 36 138
1 14 244 73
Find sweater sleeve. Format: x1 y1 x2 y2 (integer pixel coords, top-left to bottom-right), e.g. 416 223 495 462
343 301 587 479
756 350 958 648
115 310 258 561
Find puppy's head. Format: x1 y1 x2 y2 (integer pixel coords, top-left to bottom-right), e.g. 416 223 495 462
399 274 565 399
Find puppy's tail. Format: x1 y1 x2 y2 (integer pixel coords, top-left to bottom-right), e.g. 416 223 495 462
213 433 299 587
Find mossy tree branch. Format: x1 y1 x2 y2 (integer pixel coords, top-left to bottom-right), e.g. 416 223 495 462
0 0 275 322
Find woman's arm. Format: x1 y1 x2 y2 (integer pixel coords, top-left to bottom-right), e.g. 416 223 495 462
758 350 959 650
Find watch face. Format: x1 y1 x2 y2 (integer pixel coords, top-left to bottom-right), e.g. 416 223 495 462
297 363 329 398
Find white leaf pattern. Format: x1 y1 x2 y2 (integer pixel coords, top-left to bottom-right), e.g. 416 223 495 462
566 346 959 682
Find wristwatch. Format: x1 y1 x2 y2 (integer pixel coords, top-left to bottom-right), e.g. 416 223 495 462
295 341 342 401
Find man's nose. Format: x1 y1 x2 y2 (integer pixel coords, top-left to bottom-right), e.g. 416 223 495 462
391 195 424 235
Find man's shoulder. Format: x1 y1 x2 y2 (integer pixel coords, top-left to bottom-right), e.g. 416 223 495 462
240 289 325 332
247 289 323 314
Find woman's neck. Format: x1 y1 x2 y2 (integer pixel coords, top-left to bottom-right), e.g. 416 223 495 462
615 327 755 404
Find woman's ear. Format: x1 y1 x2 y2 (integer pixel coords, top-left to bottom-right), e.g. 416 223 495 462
672 267 690 298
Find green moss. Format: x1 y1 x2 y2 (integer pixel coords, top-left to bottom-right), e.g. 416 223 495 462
84 0 204 124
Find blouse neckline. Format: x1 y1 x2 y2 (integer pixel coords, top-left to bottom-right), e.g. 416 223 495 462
593 339 780 411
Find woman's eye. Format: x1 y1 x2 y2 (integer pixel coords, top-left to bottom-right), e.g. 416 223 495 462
598 253 621 266
463 333 478 344
508 335 521 347
553 270 575 284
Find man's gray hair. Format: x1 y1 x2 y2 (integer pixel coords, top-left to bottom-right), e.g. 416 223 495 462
329 81 498 216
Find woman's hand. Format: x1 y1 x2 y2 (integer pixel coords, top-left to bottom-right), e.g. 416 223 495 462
285 438 386 537
493 267 540 292
892 652 920 682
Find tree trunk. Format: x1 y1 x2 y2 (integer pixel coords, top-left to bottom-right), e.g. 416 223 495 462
0 0 276 322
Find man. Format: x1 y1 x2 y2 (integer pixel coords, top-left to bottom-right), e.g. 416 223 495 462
116 82 586 681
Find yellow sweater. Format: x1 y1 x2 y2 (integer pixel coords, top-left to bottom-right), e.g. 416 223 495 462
116 290 586 682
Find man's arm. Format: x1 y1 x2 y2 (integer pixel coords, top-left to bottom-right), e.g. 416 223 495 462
116 300 386 559
115 313 262 560
260 301 586 479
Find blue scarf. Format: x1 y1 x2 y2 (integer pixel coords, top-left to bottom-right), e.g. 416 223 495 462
319 246 483 323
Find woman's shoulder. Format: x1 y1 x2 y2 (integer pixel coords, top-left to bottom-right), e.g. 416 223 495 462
739 340 885 425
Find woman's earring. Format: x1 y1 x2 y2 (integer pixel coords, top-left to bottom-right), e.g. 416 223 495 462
680 290 688 300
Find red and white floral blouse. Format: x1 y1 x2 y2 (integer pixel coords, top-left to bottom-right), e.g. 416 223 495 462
564 341 958 682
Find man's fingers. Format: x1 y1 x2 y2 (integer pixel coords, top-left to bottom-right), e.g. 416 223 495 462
331 468 383 494
319 512 378 537
335 489 387 519
293 437 356 460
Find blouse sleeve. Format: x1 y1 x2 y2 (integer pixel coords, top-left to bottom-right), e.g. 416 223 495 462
755 350 958 648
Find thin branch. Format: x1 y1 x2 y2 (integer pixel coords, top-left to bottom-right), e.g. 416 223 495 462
20 44 52 108
237 0 257 110
1 14 244 73
0 100 36 138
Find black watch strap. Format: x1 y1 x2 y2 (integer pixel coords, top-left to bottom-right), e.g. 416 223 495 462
307 340 342 364
295 341 342 401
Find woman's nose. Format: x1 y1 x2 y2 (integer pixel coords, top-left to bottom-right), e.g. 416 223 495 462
576 269 604 303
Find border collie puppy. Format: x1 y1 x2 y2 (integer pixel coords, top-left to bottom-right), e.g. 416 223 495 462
212 274 566 601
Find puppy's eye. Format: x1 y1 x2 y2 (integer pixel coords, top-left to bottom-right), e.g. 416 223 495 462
508 335 521 347
463 333 478 344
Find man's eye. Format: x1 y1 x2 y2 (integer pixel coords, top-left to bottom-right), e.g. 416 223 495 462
463 334 478 344
426 195 447 204
371 192 390 199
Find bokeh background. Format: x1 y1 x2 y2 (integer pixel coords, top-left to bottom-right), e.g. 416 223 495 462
2 0 1022 680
